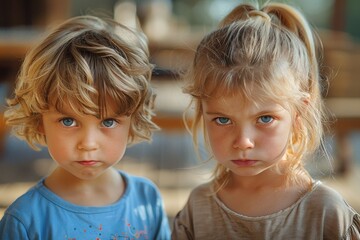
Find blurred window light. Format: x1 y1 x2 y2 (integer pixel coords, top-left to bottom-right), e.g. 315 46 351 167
208 0 244 23
291 0 335 28
172 0 335 30
114 1 138 29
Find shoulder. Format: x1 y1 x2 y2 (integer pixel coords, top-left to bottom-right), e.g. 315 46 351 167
187 182 213 201
121 171 158 191
301 181 359 235
173 181 214 212
172 182 220 239
118 171 170 238
4 182 43 211
1 181 45 224
178 181 215 215
119 171 163 201
307 181 354 212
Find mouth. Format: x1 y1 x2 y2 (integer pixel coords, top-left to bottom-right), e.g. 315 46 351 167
231 159 258 167
77 160 100 166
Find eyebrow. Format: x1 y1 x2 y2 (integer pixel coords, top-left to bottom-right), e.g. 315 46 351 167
205 111 229 116
103 113 129 119
49 107 72 116
205 107 285 117
204 111 234 119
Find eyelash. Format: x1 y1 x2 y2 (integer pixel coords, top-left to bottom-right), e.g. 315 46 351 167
257 115 274 124
60 118 76 127
58 118 119 128
101 119 118 128
214 117 231 125
213 115 275 125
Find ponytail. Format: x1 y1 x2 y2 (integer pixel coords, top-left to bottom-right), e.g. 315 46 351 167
184 2 328 190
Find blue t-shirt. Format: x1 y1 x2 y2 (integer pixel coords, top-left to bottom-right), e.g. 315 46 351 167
0 171 170 239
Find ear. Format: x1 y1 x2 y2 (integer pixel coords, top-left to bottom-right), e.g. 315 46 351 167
293 94 310 127
295 93 311 117
301 93 310 105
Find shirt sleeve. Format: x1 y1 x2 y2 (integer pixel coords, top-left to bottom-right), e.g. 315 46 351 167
171 183 211 240
154 196 171 240
171 208 194 240
140 178 171 240
0 213 30 240
343 213 360 240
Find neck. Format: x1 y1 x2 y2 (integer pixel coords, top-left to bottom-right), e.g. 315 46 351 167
225 167 312 193
228 170 286 192
44 167 124 206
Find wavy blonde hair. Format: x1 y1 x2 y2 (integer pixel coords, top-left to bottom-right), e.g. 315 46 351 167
183 2 328 189
5 15 158 149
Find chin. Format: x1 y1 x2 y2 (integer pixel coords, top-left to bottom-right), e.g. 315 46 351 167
231 167 270 177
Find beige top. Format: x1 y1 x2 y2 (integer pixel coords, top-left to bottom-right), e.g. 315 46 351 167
172 181 360 240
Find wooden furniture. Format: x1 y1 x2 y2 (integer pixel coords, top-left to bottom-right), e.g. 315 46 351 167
322 31 360 174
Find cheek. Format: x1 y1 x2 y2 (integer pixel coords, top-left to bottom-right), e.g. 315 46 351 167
105 128 130 158
205 124 229 159
46 135 74 162
107 136 127 155
43 125 61 147
258 125 292 155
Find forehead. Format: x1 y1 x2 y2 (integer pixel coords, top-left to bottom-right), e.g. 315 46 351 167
51 95 123 118
202 93 287 113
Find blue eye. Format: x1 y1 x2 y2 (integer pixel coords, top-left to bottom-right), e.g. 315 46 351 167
61 118 75 127
258 116 273 124
215 117 231 125
102 119 117 128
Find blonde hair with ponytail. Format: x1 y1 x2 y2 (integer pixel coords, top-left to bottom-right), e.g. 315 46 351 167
184 2 328 190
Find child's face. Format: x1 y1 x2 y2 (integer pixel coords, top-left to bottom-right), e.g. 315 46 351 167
202 93 293 177
40 103 131 180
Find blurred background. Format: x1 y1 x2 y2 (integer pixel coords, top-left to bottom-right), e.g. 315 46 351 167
0 0 359 224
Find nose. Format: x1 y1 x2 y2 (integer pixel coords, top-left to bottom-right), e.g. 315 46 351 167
77 127 100 151
232 127 255 150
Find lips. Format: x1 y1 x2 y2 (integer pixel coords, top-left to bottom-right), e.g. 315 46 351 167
231 159 258 167
77 160 99 166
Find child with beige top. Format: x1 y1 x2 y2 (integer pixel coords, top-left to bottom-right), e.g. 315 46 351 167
172 2 360 239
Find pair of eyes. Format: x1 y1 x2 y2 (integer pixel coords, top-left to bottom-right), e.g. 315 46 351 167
215 115 274 125
60 118 118 128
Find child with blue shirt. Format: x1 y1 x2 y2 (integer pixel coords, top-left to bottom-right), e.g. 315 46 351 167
0 15 170 239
